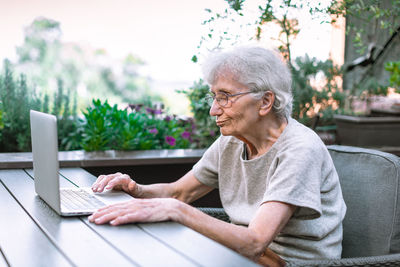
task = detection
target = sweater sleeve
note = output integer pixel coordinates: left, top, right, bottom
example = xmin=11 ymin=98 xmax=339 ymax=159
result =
xmin=262 ymin=143 xmax=325 ymax=219
xmin=192 ymin=137 xmax=221 ymax=188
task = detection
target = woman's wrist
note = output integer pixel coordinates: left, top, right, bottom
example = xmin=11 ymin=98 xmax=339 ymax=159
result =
xmin=167 ymin=198 xmax=187 ymax=223
xmin=131 ymin=183 xmax=143 ymax=197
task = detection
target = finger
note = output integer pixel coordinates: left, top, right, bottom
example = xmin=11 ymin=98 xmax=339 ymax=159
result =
xmin=96 ymin=199 xmax=135 ymax=213
xmin=88 ymin=207 xmax=111 ymax=222
xmin=111 ymin=199 xmax=174 ymax=225
xmin=92 ymin=210 xmax=122 ymax=225
xmin=92 ymin=175 xmax=107 ymax=192
xmin=89 ymin=203 xmax=122 ymax=220
xmin=95 ymin=173 xmax=122 ymax=192
xmin=105 ymin=175 xmax=130 ymax=191
xmin=110 ymin=211 xmax=145 ymax=225
xmin=92 ymin=174 xmax=117 ymax=192
xmin=89 ymin=199 xmax=137 ymax=223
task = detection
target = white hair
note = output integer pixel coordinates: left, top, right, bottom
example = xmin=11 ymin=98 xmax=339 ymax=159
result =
xmin=202 ymin=46 xmax=293 ymax=119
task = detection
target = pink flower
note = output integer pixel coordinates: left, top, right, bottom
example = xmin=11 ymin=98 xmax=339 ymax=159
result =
xmin=145 ymin=107 xmax=162 ymax=115
xmin=181 ymin=131 xmax=190 ymax=139
xmin=165 ymin=136 xmax=176 ymax=146
xmin=146 ymin=108 xmax=155 ymax=115
xmin=149 ymin=128 xmax=158 ymax=134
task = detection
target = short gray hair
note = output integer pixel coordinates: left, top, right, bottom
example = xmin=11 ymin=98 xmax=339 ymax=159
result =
xmin=202 ymin=46 xmax=293 ymax=119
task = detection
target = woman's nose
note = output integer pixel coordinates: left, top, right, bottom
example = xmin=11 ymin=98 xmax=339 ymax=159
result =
xmin=209 ymin=100 xmax=222 ymax=116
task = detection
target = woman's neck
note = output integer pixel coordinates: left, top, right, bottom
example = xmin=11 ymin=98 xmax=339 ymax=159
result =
xmin=239 ymin=116 xmax=288 ymax=160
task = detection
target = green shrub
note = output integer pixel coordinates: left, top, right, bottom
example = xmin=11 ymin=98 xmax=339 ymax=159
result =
xmin=0 ymin=106 xmax=3 ymax=143
xmin=291 ymin=56 xmax=345 ymax=126
xmin=80 ymin=99 xmax=195 ymax=151
xmin=0 ymin=60 xmax=40 ymax=151
xmin=385 ymin=61 xmax=400 ymax=91
xmin=177 ymin=79 xmax=219 ymax=148
xmin=0 ymin=60 xmax=79 ymax=152
xmin=53 ymin=79 xmax=82 ymax=151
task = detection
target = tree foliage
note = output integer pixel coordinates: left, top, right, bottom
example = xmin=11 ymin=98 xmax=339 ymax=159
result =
xmin=12 ymin=17 xmax=159 ymax=108
xmin=193 ymin=0 xmax=344 ymax=125
xmin=328 ymin=0 xmax=400 ymax=55
xmin=291 ymin=56 xmax=345 ymax=125
xmin=0 ymin=61 xmax=79 ymax=152
xmin=192 ymin=0 xmax=399 ymax=124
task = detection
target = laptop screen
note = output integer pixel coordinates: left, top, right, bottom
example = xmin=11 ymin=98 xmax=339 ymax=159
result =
xmin=30 ymin=110 xmax=61 ymax=213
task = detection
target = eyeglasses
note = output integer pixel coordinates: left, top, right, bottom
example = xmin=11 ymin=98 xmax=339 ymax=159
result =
xmin=205 ymin=91 xmax=253 ymax=107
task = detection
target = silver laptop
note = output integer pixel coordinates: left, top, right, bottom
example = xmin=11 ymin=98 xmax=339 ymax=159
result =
xmin=30 ymin=110 xmax=132 ymax=216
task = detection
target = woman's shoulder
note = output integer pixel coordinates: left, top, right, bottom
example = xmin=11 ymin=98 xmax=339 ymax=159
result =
xmin=219 ymin=135 xmax=242 ymax=145
xmin=215 ymin=135 xmax=243 ymax=150
xmin=278 ymin=118 xmax=326 ymax=153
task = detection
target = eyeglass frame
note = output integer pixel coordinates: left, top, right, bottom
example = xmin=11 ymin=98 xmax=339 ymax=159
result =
xmin=205 ymin=90 xmax=254 ymax=107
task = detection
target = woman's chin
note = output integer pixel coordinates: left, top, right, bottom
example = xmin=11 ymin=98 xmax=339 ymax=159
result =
xmin=219 ymin=126 xmax=232 ymax=136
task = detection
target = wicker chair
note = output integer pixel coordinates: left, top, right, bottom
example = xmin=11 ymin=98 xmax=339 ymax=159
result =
xmin=199 ymin=145 xmax=400 ymax=266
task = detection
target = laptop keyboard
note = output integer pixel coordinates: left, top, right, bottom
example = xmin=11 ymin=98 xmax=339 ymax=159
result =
xmin=60 ymin=188 xmax=106 ymax=211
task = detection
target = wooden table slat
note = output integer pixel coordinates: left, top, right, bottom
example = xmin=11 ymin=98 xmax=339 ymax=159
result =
xmin=25 ymin=169 xmax=77 ymax=188
xmin=0 ymin=179 xmax=71 ymax=267
xmin=0 ymin=169 xmax=137 ymax=267
xmin=140 ymin=222 xmax=260 ymax=267
xmin=58 ymin=167 xmax=98 ymax=187
xmin=81 ymin=218 xmax=198 ymax=266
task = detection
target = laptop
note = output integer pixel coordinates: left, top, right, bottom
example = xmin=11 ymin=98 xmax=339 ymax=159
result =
xmin=30 ymin=110 xmax=133 ymax=216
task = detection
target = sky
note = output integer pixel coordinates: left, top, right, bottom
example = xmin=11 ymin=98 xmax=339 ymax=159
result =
xmin=0 ymin=0 xmax=228 ymax=82
xmin=0 ymin=0 xmax=334 ymax=113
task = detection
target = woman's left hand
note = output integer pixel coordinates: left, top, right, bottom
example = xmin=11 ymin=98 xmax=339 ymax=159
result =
xmin=88 ymin=198 xmax=180 ymax=226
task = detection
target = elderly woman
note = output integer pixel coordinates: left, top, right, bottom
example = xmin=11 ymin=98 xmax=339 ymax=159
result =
xmin=89 ymin=46 xmax=346 ymax=266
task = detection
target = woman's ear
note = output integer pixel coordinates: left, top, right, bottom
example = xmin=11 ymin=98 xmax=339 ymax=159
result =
xmin=259 ymin=91 xmax=274 ymax=116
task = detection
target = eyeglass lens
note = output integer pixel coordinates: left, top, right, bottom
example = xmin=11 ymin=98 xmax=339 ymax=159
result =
xmin=206 ymin=93 xmax=228 ymax=107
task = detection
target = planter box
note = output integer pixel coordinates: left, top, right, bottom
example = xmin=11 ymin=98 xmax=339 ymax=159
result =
xmin=334 ymin=115 xmax=400 ymax=148
xmin=0 ymin=149 xmax=206 ymax=169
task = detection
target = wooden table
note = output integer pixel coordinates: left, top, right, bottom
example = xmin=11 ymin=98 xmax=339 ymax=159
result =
xmin=0 ymin=168 xmax=258 ymax=267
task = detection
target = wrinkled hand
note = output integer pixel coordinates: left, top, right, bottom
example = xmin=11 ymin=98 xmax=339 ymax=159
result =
xmin=91 ymin=172 xmax=139 ymax=196
xmin=88 ymin=198 xmax=180 ymax=225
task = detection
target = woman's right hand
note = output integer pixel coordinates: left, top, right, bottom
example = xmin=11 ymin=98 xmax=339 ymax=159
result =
xmin=91 ymin=172 xmax=140 ymax=197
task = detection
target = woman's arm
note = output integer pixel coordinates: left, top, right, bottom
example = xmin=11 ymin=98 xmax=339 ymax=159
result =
xmin=168 ymin=170 xmax=214 ymax=203
xmin=89 ymin=196 xmax=295 ymax=265
xmin=91 ymin=170 xmax=214 ymax=204
xmin=175 ymin=200 xmax=295 ymax=264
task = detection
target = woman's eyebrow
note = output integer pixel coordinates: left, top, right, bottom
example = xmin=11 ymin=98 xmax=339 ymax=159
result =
xmin=215 ymin=88 xmax=231 ymax=94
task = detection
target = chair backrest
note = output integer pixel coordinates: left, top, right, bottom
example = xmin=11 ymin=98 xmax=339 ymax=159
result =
xmin=328 ymin=145 xmax=400 ymax=258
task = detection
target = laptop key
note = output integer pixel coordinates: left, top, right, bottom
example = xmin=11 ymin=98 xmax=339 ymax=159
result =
xmin=61 ymin=188 xmax=106 ymax=211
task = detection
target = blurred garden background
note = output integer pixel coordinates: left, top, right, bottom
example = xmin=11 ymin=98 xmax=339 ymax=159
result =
xmin=0 ymin=0 xmax=399 ymax=152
